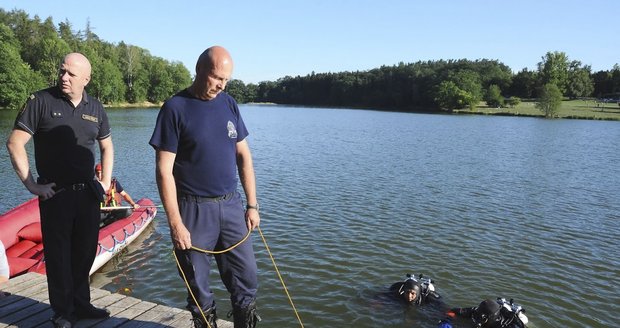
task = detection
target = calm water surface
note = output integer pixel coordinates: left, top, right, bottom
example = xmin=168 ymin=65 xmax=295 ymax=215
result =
xmin=1 ymin=105 xmax=619 ymax=327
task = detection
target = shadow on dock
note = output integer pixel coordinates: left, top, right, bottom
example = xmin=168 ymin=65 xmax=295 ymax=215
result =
xmin=0 ymin=272 xmax=232 ymax=328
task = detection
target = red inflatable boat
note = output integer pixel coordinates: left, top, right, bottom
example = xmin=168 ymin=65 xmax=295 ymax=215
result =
xmin=0 ymin=197 xmax=157 ymax=278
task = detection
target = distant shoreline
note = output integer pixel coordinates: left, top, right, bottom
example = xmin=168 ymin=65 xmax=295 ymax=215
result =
xmin=104 ymin=101 xmax=277 ymax=109
xmin=104 ymin=101 xmax=161 ymax=109
xmin=102 ymin=100 xmax=620 ymax=121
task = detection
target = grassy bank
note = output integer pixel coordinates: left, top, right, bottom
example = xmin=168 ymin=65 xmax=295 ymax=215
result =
xmin=454 ymin=99 xmax=620 ymax=121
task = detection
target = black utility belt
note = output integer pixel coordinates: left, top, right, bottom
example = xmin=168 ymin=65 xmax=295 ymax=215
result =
xmin=179 ymin=192 xmax=235 ymax=203
xmin=38 ymin=177 xmax=105 ymax=202
xmin=55 ymin=183 xmax=88 ymax=192
xmin=38 ymin=177 xmax=89 ymax=192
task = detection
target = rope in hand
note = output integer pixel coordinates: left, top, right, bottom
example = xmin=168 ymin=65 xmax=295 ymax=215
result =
xmin=172 ymin=225 xmax=305 ymax=328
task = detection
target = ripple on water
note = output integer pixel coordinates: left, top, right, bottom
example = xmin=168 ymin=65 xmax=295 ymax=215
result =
xmin=13 ymin=107 xmax=613 ymax=328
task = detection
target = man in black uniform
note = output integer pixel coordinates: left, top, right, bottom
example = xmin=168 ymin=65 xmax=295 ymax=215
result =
xmin=6 ymin=52 xmax=114 ymax=328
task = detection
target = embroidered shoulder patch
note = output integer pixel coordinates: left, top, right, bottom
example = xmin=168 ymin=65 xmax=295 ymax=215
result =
xmin=227 ymin=121 xmax=238 ymax=138
xmin=17 ymin=94 xmax=36 ymax=116
xmin=82 ymin=114 xmax=98 ymax=123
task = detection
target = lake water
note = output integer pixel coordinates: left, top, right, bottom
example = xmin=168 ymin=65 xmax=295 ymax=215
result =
xmin=1 ymin=105 xmax=619 ymax=327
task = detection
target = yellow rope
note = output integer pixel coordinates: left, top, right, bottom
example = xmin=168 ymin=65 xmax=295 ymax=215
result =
xmin=172 ymin=250 xmax=213 ymax=328
xmin=172 ymin=225 xmax=305 ymax=328
xmin=257 ymin=226 xmax=305 ymax=328
xmin=190 ymin=228 xmax=252 ymax=254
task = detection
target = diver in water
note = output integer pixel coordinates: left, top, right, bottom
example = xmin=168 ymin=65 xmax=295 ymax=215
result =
xmin=445 ymin=298 xmax=528 ymax=328
xmin=388 ymin=273 xmax=448 ymax=326
xmin=390 ymin=273 xmax=443 ymax=306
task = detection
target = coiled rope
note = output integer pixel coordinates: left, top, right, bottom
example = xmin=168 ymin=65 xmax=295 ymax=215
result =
xmin=172 ymin=226 xmax=304 ymax=328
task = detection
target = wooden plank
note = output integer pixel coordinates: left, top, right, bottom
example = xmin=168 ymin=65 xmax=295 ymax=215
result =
xmin=91 ymin=297 xmax=146 ymax=328
xmin=0 ymin=301 xmax=48 ymax=327
xmin=1 ymin=273 xmax=45 ymax=295
xmin=3 ymin=307 xmax=54 ymax=328
xmin=0 ymin=294 xmax=23 ymax=309
xmin=74 ymin=293 xmax=138 ymax=328
xmin=89 ymin=287 xmax=113 ymax=300
xmin=121 ymin=304 xmax=185 ymax=327
xmin=28 ymin=289 xmax=50 ymax=303
xmin=13 ymin=284 xmax=47 ymax=300
xmin=0 ymin=273 xmax=234 ymax=328
xmin=0 ymin=297 xmax=39 ymax=319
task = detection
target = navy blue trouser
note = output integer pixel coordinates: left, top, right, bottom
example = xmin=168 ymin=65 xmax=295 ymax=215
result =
xmin=175 ymin=191 xmax=258 ymax=313
xmin=39 ymin=186 xmax=100 ymax=317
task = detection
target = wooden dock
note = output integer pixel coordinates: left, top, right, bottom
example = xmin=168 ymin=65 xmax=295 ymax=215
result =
xmin=0 ymin=273 xmax=232 ymax=328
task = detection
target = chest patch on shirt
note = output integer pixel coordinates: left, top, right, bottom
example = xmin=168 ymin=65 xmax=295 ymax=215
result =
xmin=227 ymin=121 xmax=238 ymax=138
xmin=82 ymin=114 xmax=98 ymax=123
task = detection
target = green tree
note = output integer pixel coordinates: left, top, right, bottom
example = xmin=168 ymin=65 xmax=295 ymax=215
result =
xmin=509 ymin=68 xmax=538 ymax=99
xmin=145 ymin=57 xmax=174 ymax=103
xmin=89 ymin=58 xmax=126 ymax=104
xmin=538 ymin=51 xmax=569 ymax=95
xmin=0 ymin=23 xmax=46 ymax=109
xmin=506 ymin=96 xmax=521 ymax=108
xmin=168 ymin=61 xmax=191 ymax=94
xmin=536 ymin=83 xmax=563 ymax=118
xmin=484 ymin=84 xmax=504 ymax=108
xmin=245 ymin=83 xmax=258 ymax=103
xmin=474 ymin=59 xmax=513 ymax=91
xmin=256 ymin=80 xmax=277 ymax=102
xmin=29 ymin=17 xmax=70 ymax=86
xmin=566 ymin=63 xmax=594 ymax=99
xmin=611 ymin=64 xmax=620 ymax=94
xmin=226 ymin=79 xmax=249 ymax=103
xmin=5 ymin=10 xmax=41 ymax=67
xmin=0 ymin=10 xmax=197 ymax=105
xmin=58 ymin=19 xmax=81 ymax=49
xmin=434 ymin=81 xmax=475 ymax=110
xmin=117 ymin=43 xmax=142 ymax=91
xmin=127 ymin=65 xmax=149 ymax=103
xmin=591 ymin=70 xmax=612 ymax=97
xmin=446 ymin=70 xmax=482 ymax=109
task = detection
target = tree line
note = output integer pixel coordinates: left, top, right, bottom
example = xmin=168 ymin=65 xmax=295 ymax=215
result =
xmin=1 ymin=9 xmax=620 ymax=117
xmin=231 ymin=54 xmax=620 ymax=116
xmin=0 ymin=9 xmax=191 ymax=110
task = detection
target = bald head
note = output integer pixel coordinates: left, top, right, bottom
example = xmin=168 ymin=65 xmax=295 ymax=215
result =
xmin=190 ymin=46 xmax=234 ymax=100
xmin=59 ymin=52 xmax=92 ymax=104
xmin=196 ymin=46 xmax=233 ymax=73
xmin=63 ymin=53 xmax=92 ymax=78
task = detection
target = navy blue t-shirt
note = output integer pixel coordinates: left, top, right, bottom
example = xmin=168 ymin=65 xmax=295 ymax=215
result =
xmin=14 ymin=87 xmax=111 ymax=184
xmin=149 ymin=90 xmax=248 ymax=197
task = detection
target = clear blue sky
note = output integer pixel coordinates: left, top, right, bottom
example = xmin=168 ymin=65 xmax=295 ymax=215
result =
xmin=2 ymin=0 xmax=619 ymax=84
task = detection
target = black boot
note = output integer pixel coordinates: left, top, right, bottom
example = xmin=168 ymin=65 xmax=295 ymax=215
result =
xmin=191 ymin=306 xmax=217 ymax=328
xmin=232 ymin=301 xmax=261 ymax=328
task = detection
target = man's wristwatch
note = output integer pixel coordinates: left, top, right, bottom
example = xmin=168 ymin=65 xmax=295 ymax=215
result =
xmin=246 ymin=204 xmax=259 ymax=212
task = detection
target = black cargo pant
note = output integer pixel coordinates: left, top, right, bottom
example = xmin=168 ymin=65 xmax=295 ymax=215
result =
xmin=39 ymin=182 xmax=100 ymax=318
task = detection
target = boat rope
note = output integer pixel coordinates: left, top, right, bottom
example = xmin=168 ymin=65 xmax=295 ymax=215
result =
xmin=97 ymin=217 xmax=149 ymax=255
xmin=172 ymin=226 xmax=304 ymax=328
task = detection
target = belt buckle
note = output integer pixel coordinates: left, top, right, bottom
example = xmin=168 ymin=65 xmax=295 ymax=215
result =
xmin=72 ymin=183 xmax=86 ymax=191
